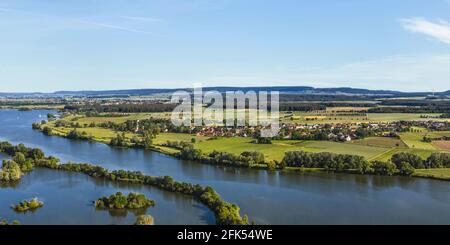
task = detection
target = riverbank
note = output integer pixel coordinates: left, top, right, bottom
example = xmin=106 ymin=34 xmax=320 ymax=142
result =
xmin=0 ymin=141 xmax=249 ymax=225
xmin=34 ymin=123 xmax=450 ymax=182
xmin=2 ymin=109 xmax=450 ymax=225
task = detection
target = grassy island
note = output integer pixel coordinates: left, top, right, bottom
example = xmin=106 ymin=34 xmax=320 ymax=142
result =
xmin=95 ymin=192 xmax=155 ymax=209
xmin=12 ymin=198 xmax=44 ymax=212
xmin=0 ymin=141 xmax=250 ymax=225
xmin=0 ymin=219 xmax=20 ymax=225
xmin=135 ymin=215 xmax=154 ymax=225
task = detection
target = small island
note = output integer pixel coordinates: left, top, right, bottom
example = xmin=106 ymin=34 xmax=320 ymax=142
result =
xmin=135 ymin=215 xmax=154 ymax=225
xmin=12 ymin=198 xmax=44 ymax=212
xmin=0 ymin=219 xmax=20 ymax=225
xmin=95 ymin=192 xmax=155 ymax=209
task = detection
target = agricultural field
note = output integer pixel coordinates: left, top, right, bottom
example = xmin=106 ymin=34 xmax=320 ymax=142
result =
xmin=349 ymin=137 xmax=407 ymax=148
xmin=75 ymin=112 xmax=171 ymax=125
xmin=45 ymin=113 xmax=450 ymax=163
xmin=153 ymin=133 xmax=210 ymax=145
xmin=49 ymin=126 xmax=140 ymax=144
xmin=433 ymin=141 xmax=450 ymax=151
xmin=280 ymin=111 xmax=448 ymax=124
xmin=398 ymin=132 xmax=438 ymax=150
xmin=195 ymin=137 xmax=389 ymax=161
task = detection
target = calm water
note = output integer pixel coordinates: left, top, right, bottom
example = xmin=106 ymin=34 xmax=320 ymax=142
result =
xmin=0 ymin=109 xmax=449 ymax=224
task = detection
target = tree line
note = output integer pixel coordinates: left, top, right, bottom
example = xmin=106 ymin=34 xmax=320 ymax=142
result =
xmin=282 ymin=151 xmax=450 ymax=176
xmin=0 ymin=141 xmax=249 ymax=225
xmin=64 ymin=103 xmax=178 ymax=113
xmin=178 ymin=144 xmax=265 ymax=168
xmin=174 ymin=141 xmax=450 ymax=177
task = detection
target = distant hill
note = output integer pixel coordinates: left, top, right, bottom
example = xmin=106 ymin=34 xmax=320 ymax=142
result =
xmin=1 ymin=86 xmax=447 ymax=98
xmin=53 ymin=86 xmax=405 ymax=97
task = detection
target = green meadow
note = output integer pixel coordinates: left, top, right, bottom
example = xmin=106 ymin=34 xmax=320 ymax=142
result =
xmin=45 ymin=114 xmax=450 ymax=164
xmin=413 ymin=168 xmax=450 ymax=181
xmin=399 ymin=132 xmax=438 ymax=150
xmin=194 ymin=137 xmax=389 ymax=161
xmin=280 ymin=111 xmax=448 ymax=124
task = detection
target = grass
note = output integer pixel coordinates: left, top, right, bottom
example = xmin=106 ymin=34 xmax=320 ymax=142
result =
xmin=413 ymin=168 xmax=450 ymax=181
xmin=349 ymin=137 xmax=407 ymax=148
xmin=399 ymin=132 xmax=437 ymax=150
xmin=195 ymin=137 xmax=389 ymax=161
xmin=371 ymin=148 xmax=437 ymax=162
xmin=76 ymin=112 xmax=171 ymax=125
xmin=46 ymin=113 xmax=450 ymax=164
xmin=153 ymin=133 xmax=210 ymax=145
xmin=47 ymin=123 xmax=139 ymax=144
xmin=433 ymin=141 xmax=450 ymax=151
xmin=429 ymin=131 xmax=450 ymax=138
xmin=280 ymin=112 xmax=448 ymax=124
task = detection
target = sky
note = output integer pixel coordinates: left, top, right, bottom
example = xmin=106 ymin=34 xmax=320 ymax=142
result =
xmin=1 ymin=0 xmax=450 ymax=92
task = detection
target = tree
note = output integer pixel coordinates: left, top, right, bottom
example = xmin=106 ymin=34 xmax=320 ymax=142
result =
xmin=47 ymin=113 xmax=56 ymax=120
xmin=110 ymin=132 xmax=127 ymax=147
xmin=391 ymin=152 xmax=424 ymax=169
xmin=12 ymin=198 xmax=44 ymax=212
xmin=266 ymin=161 xmax=277 ymax=171
xmin=397 ymin=162 xmax=415 ymax=176
xmin=355 ymin=159 xmax=373 ymax=174
xmin=95 ymin=192 xmax=155 ymax=209
xmin=135 ymin=215 xmax=154 ymax=225
xmin=0 ymin=160 xmax=23 ymax=182
xmin=13 ymin=152 xmax=26 ymax=165
xmin=13 ymin=152 xmax=33 ymax=172
xmin=371 ymin=161 xmax=397 ymax=176
xmin=42 ymin=127 xmax=53 ymax=136
xmin=426 ymin=153 xmax=450 ymax=168
xmin=142 ymin=130 xmax=155 ymax=149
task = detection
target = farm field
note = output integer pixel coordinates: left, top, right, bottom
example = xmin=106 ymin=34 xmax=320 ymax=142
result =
xmin=153 ymin=133 xmax=210 ymax=145
xmin=194 ymin=137 xmax=389 ymax=161
xmin=433 ymin=141 xmax=450 ymax=151
xmin=399 ymin=132 xmax=437 ymax=150
xmin=75 ymin=112 xmax=171 ymax=125
xmin=349 ymin=137 xmax=407 ymax=148
xmin=49 ymin=126 xmax=140 ymax=144
xmin=280 ymin=111 xmax=448 ymax=124
xmin=45 ymin=114 xmax=450 ymax=163
xmin=64 ymin=111 xmax=450 ymax=127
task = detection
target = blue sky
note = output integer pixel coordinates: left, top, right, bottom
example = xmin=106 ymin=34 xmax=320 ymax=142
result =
xmin=1 ymin=0 xmax=450 ymax=92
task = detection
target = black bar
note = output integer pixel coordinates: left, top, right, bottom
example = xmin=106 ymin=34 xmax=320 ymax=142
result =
xmin=1 ymin=225 xmax=449 ymax=243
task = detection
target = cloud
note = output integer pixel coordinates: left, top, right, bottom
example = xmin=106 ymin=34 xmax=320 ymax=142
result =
xmin=205 ymin=54 xmax=450 ymax=92
xmin=400 ymin=17 xmax=450 ymax=44
xmin=121 ymin=16 xmax=163 ymax=23
xmin=79 ymin=20 xmax=155 ymax=34
xmin=0 ymin=7 xmax=157 ymax=35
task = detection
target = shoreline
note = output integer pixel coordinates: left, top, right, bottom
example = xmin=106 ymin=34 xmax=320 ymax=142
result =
xmin=34 ymin=124 xmax=450 ymax=182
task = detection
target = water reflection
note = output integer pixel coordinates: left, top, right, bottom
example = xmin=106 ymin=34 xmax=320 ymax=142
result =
xmin=0 ymin=109 xmax=449 ymax=224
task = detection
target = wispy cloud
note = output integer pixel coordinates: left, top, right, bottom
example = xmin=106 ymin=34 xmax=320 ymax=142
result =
xmin=0 ymin=7 xmax=159 ymax=35
xmin=400 ymin=17 xmax=450 ymax=44
xmin=79 ymin=20 xmax=155 ymax=34
xmin=206 ymin=54 xmax=450 ymax=92
xmin=121 ymin=16 xmax=163 ymax=23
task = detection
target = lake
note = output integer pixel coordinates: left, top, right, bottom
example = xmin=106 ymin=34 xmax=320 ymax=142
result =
xmin=1 ymin=109 xmax=449 ymax=224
